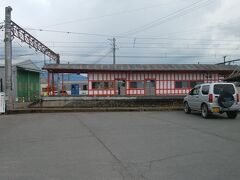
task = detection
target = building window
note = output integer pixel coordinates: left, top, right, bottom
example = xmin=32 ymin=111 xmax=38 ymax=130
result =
xmin=175 ymin=81 xmax=188 ymax=88
xmin=175 ymin=81 xmax=203 ymax=89
xmin=83 ymin=85 xmax=87 ymax=90
xmin=129 ymin=81 xmax=144 ymax=89
xmin=205 ymin=74 xmax=212 ymax=79
xmin=92 ymin=82 xmax=114 ymax=90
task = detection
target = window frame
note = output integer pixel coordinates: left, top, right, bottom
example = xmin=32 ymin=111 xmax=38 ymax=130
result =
xmin=189 ymin=86 xmax=200 ymax=96
xmin=201 ymin=85 xmax=210 ymax=95
xmin=193 ymin=86 xmax=200 ymax=95
xmin=175 ymin=81 xmax=203 ymax=89
xmin=213 ymin=84 xmax=235 ymax=95
xmin=128 ymin=81 xmax=145 ymax=89
xmin=175 ymin=81 xmax=190 ymax=89
xmin=91 ymin=81 xmax=114 ymax=90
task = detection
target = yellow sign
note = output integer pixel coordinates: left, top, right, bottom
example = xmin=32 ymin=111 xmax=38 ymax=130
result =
xmin=211 ymin=107 xmax=220 ymax=113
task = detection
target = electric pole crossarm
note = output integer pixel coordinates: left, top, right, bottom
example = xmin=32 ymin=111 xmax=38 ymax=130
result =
xmin=216 ymin=59 xmax=240 ymax=65
xmin=10 ymin=21 xmax=60 ymax=64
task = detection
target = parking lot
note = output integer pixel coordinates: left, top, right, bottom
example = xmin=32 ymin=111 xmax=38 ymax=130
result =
xmin=0 ymin=111 xmax=240 ymax=180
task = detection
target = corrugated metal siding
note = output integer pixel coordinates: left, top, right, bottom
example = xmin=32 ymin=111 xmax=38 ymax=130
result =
xmin=17 ymin=69 xmax=40 ymax=101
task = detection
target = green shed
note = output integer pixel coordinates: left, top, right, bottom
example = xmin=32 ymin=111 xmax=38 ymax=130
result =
xmin=15 ymin=60 xmax=41 ymax=102
xmin=17 ymin=69 xmax=40 ymax=101
xmin=0 ymin=59 xmax=41 ymax=102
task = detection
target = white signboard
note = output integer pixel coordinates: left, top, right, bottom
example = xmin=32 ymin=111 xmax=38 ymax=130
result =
xmin=0 ymin=92 xmax=5 ymax=114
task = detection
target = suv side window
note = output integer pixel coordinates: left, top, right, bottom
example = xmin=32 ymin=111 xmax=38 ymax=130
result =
xmin=202 ymin=85 xmax=210 ymax=95
xmin=192 ymin=87 xmax=200 ymax=95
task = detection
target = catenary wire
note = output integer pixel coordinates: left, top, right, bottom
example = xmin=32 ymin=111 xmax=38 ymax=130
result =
xmin=23 ymin=28 xmax=240 ymax=42
xmin=38 ymin=2 xmax=175 ymax=28
xmin=121 ymin=0 xmax=213 ymax=36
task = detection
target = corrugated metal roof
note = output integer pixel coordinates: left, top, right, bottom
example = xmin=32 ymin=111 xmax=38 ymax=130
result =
xmin=0 ymin=59 xmax=41 ymax=72
xmin=16 ymin=60 xmax=41 ymax=72
xmin=43 ymin=64 xmax=237 ymax=72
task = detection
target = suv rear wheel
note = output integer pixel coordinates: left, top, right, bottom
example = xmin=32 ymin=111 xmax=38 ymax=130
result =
xmin=226 ymin=111 xmax=238 ymax=119
xmin=201 ymin=104 xmax=210 ymax=119
xmin=184 ymin=102 xmax=191 ymax=114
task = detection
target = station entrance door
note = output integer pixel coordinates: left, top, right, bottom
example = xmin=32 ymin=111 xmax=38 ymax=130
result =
xmin=116 ymin=80 xmax=126 ymax=96
xmin=145 ymin=80 xmax=155 ymax=96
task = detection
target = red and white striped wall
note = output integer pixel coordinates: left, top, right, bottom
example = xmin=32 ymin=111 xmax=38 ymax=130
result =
xmin=88 ymin=71 xmax=221 ymax=96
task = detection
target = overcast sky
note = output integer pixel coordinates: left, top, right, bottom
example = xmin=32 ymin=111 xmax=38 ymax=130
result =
xmin=1 ymin=0 xmax=240 ymax=66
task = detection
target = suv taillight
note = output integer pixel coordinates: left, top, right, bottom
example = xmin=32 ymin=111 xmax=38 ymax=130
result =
xmin=209 ymin=94 xmax=213 ymax=103
xmin=237 ymin=94 xmax=239 ymax=103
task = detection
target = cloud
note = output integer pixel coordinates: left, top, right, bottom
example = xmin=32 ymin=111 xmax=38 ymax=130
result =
xmin=198 ymin=0 xmax=240 ymax=61
xmin=26 ymin=0 xmax=51 ymax=6
xmin=204 ymin=0 xmax=240 ymax=37
xmin=0 ymin=0 xmax=240 ymax=65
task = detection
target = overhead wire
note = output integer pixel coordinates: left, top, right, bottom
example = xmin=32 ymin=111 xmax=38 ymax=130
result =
xmin=25 ymin=28 xmax=116 ymax=38
xmin=24 ymin=2 xmax=176 ymax=63
xmin=121 ymin=0 xmax=213 ymax=36
xmin=38 ymin=41 xmax=240 ymax=46
xmin=8 ymin=35 xmax=240 ymax=47
xmin=7 ymin=45 xmax=240 ymax=51
xmin=20 ymin=1 xmax=215 ymax=41
xmin=6 ymin=36 xmax=240 ymax=63
xmin=130 ymin=37 xmax=240 ymax=42
xmin=58 ymin=53 xmax=233 ymax=59
xmin=93 ymin=49 xmax=113 ymax=64
xmin=43 ymin=41 xmax=108 ymax=44
xmin=38 ymin=2 xmax=174 ymax=28
xmin=0 ymin=53 xmax=42 ymax=59
xmin=23 ymin=27 xmax=240 ymax=42
xmin=25 ymin=0 xmax=214 ymax=38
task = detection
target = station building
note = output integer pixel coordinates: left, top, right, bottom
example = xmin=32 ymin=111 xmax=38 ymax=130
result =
xmin=43 ymin=64 xmax=236 ymax=96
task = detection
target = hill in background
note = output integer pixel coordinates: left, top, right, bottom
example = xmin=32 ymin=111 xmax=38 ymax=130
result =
xmin=40 ymin=71 xmax=87 ymax=83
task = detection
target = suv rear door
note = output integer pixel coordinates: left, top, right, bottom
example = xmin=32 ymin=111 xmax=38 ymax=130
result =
xmin=213 ymin=83 xmax=236 ymax=107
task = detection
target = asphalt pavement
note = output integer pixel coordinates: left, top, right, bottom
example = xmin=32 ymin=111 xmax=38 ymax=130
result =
xmin=0 ymin=111 xmax=240 ymax=180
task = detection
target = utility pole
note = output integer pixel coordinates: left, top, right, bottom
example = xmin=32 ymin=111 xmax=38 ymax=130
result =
xmin=57 ymin=73 xmax=61 ymax=96
xmin=223 ymin=56 xmax=227 ymax=65
xmin=113 ymin=38 xmax=116 ymax=64
xmin=108 ymin=37 xmax=116 ymax=64
xmin=4 ymin=6 xmax=13 ymax=110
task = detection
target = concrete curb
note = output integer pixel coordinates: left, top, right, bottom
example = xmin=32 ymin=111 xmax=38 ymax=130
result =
xmin=7 ymin=106 xmax=183 ymax=114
